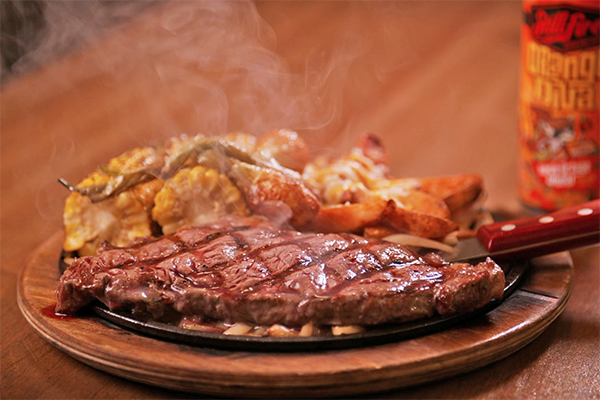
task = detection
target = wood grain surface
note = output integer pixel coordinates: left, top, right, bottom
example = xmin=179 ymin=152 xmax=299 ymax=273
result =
xmin=2 ymin=1 xmax=599 ymax=399
xmin=18 ymin=232 xmax=572 ymax=398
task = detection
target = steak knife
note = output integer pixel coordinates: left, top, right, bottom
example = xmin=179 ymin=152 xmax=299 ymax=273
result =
xmin=444 ymin=199 xmax=600 ymax=262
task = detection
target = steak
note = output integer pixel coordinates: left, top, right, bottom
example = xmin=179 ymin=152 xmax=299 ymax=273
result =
xmin=56 ymin=215 xmax=505 ymax=327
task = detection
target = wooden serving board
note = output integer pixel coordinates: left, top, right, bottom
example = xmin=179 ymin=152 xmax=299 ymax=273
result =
xmin=18 ymin=232 xmax=573 ymax=398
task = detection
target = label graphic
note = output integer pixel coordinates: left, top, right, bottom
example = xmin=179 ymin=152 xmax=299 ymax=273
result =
xmin=528 ymin=5 xmax=599 ymax=50
xmin=518 ymin=0 xmax=599 ymax=211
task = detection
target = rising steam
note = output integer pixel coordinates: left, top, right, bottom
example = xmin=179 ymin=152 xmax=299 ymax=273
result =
xmin=2 ymin=1 xmax=412 ymax=145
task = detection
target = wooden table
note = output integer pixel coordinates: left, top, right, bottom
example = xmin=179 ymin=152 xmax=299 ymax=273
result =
xmin=2 ymin=1 xmax=598 ymax=398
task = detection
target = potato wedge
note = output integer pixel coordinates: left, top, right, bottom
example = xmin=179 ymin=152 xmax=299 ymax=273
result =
xmin=363 ymin=225 xmax=398 ymax=239
xmin=228 ymin=160 xmax=321 ymax=230
xmin=255 ymin=129 xmax=310 ymax=173
xmin=370 ymin=181 xmax=451 ymax=219
xmin=311 ymin=198 xmax=393 ymax=233
xmin=418 ymin=173 xmax=484 ymax=213
xmin=356 ymin=131 xmax=391 ymax=169
xmin=313 ymin=198 xmax=456 ymax=239
xmin=384 ymin=202 xmax=458 ymax=239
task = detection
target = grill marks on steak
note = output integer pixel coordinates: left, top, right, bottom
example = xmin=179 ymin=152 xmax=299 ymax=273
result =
xmin=56 ymin=215 xmax=505 ymax=327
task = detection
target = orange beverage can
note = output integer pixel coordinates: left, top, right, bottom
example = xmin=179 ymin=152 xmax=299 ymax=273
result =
xmin=518 ymin=0 xmax=600 ymax=211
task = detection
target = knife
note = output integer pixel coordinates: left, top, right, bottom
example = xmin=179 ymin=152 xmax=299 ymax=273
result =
xmin=443 ymin=199 xmax=600 ymax=262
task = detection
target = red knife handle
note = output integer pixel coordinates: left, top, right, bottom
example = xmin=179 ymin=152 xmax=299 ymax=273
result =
xmin=476 ymin=199 xmax=600 ymax=259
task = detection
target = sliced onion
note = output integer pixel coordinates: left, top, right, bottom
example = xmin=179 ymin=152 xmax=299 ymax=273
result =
xmin=267 ymin=324 xmax=299 ymax=337
xmin=299 ymin=321 xmax=314 ymax=337
xmin=331 ymin=325 xmax=365 ymax=336
xmin=382 ymin=233 xmax=456 ymax=254
xmin=223 ymin=322 xmax=253 ymax=336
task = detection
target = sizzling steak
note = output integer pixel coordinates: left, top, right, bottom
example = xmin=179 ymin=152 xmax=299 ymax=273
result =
xmin=56 ymin=215 xmax=505 ymax=327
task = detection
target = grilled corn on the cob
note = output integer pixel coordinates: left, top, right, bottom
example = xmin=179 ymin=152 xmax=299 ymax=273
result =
xmin=152 ymin=165 xmax=249 ymax=235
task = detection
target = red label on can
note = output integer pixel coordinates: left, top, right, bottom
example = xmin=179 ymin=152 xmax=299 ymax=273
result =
xmin=518 ymin=0 xmax=600 ymax=211
xmin=529 ymin=5 xmax=599 ymax=50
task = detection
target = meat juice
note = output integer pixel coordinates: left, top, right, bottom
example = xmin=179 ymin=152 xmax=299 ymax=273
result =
xmin=41 ymin=304 xmax=74 ymax=321
xmin=518 ymin=0 xmax=600 ymax=211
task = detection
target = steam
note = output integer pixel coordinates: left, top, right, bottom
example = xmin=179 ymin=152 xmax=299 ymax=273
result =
xmin=1 ymin=1 xmax=158 ymax=78
xmin=124 ymin=0 xmax=369 ymax=141
xmin=2 ymin=1 xmax=412 ymax=145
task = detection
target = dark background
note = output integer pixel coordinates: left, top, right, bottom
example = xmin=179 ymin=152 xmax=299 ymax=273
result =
xmin=1 ymin=1 xmax=158 ymax=82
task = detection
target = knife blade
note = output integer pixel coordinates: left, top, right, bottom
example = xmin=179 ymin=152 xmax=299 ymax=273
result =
xmin=443 ymin=199 xmax=600 ymax=262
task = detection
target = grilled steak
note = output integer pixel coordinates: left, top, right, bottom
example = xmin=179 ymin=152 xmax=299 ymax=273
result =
xmin=56 ymin=215 xmax=505 ymax=327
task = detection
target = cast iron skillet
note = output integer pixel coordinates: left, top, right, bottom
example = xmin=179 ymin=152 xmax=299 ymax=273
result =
xmin=74 ymin=258 xmax=527 ymax=352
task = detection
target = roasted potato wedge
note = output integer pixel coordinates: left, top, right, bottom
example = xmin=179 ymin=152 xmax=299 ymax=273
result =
xmin=228 ymin=160 xmax=321 ymax=230
xmin=312 ymin=198 xmax=393 ymax=233
xmin=370 ymin=181 xmax=451 ymax=219
xmin=363 ymin=224 xmax=398 ymax=239
xmin=313 ymin=197 xmax=456 ymax=239
xmin=418 ymin=173 xmax=484 ymax=213
xmin=255 ymin=129 xmax=310 ymax=173
xmin=384 ymin=202 xmax=458 ymax=239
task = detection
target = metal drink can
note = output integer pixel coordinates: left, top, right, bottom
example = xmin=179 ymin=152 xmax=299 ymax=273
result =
xmin=517 ymin=0 xmax=600 ymax=211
